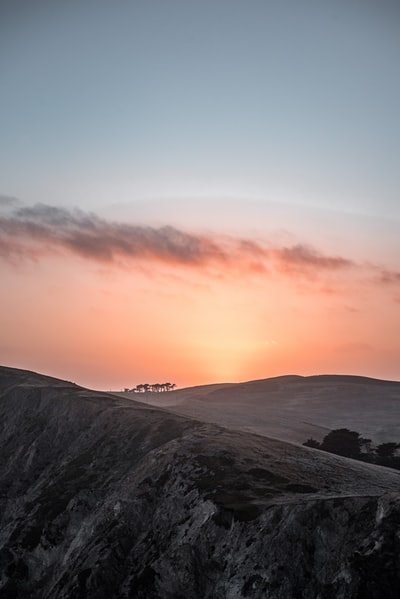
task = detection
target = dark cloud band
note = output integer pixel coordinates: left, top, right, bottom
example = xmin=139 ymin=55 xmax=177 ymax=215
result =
xmin=0 ymin=202 xmax=354 ymax=276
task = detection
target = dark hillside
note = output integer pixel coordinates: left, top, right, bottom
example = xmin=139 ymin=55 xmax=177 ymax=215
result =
xmin=0 ymin=366 xmax=399 ymax=598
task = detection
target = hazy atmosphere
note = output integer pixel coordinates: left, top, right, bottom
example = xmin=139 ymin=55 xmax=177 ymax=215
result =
xmin=1 ymin=0 xmax=399 ymax=389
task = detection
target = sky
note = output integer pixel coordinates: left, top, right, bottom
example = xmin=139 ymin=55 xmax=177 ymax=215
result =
xmin=1 ymin=0 xmax=399 ymax=389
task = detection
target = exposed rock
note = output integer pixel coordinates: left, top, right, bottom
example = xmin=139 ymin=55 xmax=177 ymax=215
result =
xmin=0 ymin=366 xmax=399 ymax=598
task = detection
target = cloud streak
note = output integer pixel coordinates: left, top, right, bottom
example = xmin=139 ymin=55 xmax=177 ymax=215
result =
xmin=380 ymin=270 xmax=400 ymax=285
xmin=0 ymin=202 xmax=356 ymax=277
xmin=0 ymin=204 xmax=228 ymax=266
xmin=0 ymin=195 xmax=20 ymax=208
xmin=273 ymin=244 xmax=353 ymax=273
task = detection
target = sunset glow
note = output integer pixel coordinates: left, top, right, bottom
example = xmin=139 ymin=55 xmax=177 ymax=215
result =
xmin=1 ymin=2 xmax=399 ymax=389
xmin=1 ymin=201 xmax=399 ymax=389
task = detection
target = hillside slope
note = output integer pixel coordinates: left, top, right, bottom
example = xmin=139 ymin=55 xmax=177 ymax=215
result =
xmin=0 ymin=366 xmax=400 ymax=598
xmin=128 ymin=374 xmax=400 ymax=444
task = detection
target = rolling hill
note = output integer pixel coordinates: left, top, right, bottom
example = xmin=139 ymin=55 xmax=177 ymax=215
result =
xmin=127 ymin=374 xmax=400 ymax=444
xmin=0 ymin=366 xmax=399 ymax=598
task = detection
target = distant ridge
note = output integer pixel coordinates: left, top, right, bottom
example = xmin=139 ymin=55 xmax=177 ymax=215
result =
xmin=301 ymin=373 xmax=400 ymax=386
xmin=174 ymin=373 xmax=400 ymax=395
xmin=135 ymin=371 xmax=400 ymax=445
xmin=241 ymin=373 xmax=400 ymax=386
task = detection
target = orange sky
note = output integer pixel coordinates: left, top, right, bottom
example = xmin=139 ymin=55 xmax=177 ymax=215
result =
xmin=1 ymin=200 xmax=399 ymax=389
xmin=1 ymin=3 xmax=400 ymax=390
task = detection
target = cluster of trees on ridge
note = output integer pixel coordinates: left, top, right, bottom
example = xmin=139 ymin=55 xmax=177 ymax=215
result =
xmin=130 ymin=382 xmax=176 ymax=393
xmin=303 ymin=428 xmax=400 ymax=470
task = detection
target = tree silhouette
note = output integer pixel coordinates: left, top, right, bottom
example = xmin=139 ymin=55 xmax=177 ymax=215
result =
xmin=130 ymin=382 xmax=177 ymax=393
xmin=319 ymin=428 xmax=363 ymax=459
xmin=303 ymin=430 xmax=400 ymax=470
xmin=303 ymin=438 xmax=321 ymax=449
xmin=376 ymin=442 xmax=400 ymax=468
xmin=376 ymin=442 xmax=399 ymax=459
xmin=165 ymin=382 xmax=176 ymax=392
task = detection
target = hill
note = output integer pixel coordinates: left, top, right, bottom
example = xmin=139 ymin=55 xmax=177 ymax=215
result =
xmin=126 ymin=374 xmax=400 ymax=444
xmin=0 ymin=366 xmax=399 ymax=598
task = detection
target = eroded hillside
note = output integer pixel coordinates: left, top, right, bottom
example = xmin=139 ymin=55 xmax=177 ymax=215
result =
xmin=0 ymin=366 xmax=399 ymax=598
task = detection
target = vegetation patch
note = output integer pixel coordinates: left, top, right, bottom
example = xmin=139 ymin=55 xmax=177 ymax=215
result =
xmin=247 ymin=468 xmax=288 ymax=484
xmin=304 ymin=428 xmax=400 ymax=470
xmin=284 ymin=483 xmax=317 ymax=494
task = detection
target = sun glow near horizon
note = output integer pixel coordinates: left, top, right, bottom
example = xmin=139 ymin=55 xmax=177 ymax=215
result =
xmin=1 ymin=206 xmax=399 ymax=390
xmin=1 ymin=2 xmax=399 ymax=389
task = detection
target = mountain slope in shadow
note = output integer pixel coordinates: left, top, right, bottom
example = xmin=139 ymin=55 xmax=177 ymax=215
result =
xmin=0 ymin=366 xmax=400 ymax=598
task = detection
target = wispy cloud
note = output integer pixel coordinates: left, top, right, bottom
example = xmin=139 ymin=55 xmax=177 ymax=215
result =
xmin=0 ymin=203 xmax=229 ymax=266
xmin=0 ymin=201 xmax=356 ymax=278
xmin=380 ymin=270 xmax=400 ymax=285
xmin=273 ymin=244 xmax=353 ymax=273
xmin=0 ymin=195 xmax=20 ymax=208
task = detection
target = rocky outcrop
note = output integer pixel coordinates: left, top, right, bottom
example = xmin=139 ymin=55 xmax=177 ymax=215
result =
xmin=0 ymin=366 xmax=399 ymax=598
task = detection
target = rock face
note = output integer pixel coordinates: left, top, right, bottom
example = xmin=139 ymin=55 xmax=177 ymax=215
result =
xmin=0 ymin=366 xmax=399 ymax=598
